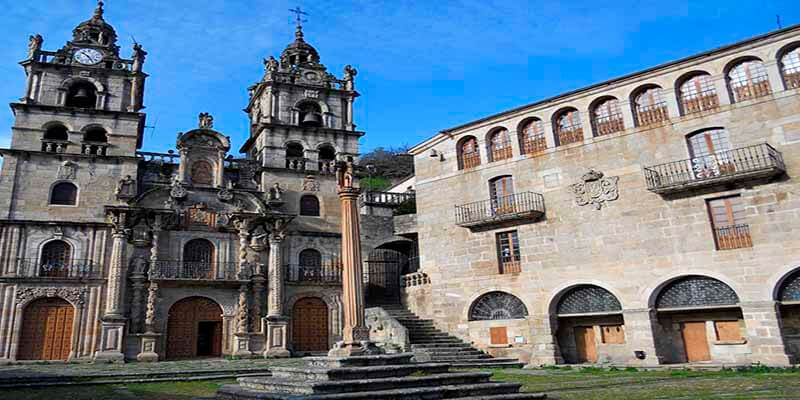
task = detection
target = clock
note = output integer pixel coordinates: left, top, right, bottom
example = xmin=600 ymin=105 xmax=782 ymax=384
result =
xmin=73 ymin=48 xmax=103 ymax=65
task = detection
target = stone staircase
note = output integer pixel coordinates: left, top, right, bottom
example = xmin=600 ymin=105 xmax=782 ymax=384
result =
xmin=216 ymin=353 xmax=545 ymax=399
xmin=379 ymin=304 xmax=525 ymax=369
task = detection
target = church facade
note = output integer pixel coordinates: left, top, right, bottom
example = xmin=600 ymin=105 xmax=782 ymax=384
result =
xmin=406 ymin=25 xmax=800 ymax=366
xmin=0 ymin=2 xmax=373 ymax=362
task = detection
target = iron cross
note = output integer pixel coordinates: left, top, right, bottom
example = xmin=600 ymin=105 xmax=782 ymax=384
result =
xmin=289 ymin=6 xmax=308 ymax=27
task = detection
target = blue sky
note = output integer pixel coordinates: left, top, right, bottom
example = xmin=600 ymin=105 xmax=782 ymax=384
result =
xmin=0 ymin=0 xmax=797 ymax=154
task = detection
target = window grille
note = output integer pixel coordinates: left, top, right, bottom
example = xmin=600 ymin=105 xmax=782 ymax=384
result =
xmin=634 ymin=87 xmax=669 ymax=126
xmin=458 ymin=137 xmax=481 ymax=169
xmin=556 ymin=285 xmax=622 ymax=315
xmin=679 ymin=74 xmax=719 ymax=114
xmin=781 ymin=47 xmax=800 ymax=89
xmin=656 ymin=276 xmax=739 ymax=309
xmin=592 ymin=98 xmax=624 ymax=136
xmin=39 ymin=240 xmax=71 ymax=277
xmin=519 ymin=119 xmax=547 ymax=155
xmin=468 ymin=291 xmax=528 ymax=321
xmin=728 ymin=60 xmax=771 ymax=102
xmin=299 ymin=249 xmax=322 ymax=267
xmin=495 ymin=230 xmax=521 ymax=274
xmin=488 ymin=129 xmax=513 ymax=162
xmin=555 ymin=110 xmax=583 ymax=146
xmin=779 ymin=270 xmax=800 ymax=302
xmin=300 ymin=195 xmax=320 ymax=216
xmin=183 ymin=239 xmax=214 ymax=279
xmin=50 ymin=182 xmax=78 ymax=206
xmin=707 ymin=196 xmax=751 ymax=250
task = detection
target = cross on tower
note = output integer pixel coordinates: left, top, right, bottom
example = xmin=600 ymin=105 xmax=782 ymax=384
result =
xmin=289 ymin=6 xmax=308 ymax=28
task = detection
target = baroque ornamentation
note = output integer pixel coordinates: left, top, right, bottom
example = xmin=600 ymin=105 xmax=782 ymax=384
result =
xmin=115 ymin=175 xmax=137 ymax=199
xmin=57 ymin=161 xmax=78 ymax=180
xmin=15 ymin=286 xmax=87 ymax=307
xmin=302 ymin=175 xmax=319 ymax=192
xmin=198 ymin=112 xmax=214 ymax=129
xmin=169 ymin=176 xmax=187 ymax=200
xmin=570 ymin=169 xmax=619 ymax=210
xmin=185 ymin=203 xmax=216 ymax=227
xmin=217 ymin=188 xmax=234 ymax=202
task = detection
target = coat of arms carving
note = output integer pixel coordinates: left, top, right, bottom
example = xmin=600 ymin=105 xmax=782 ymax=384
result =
xmin=570 ymin=169 xmax=619 ymax=210
xmin=302 ymin=175 xmax=319 ymax=192
xmin=57 ymin=161 xmax=78 ymax=180
xmin=186 ymin=203 xmax=216 ymax=227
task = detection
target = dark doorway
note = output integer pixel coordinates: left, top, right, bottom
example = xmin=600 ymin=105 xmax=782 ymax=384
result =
xmin=365 ymin=249 xmax=401 ymax=305
xmin=197 ymin=321 xmax=222 ymax=357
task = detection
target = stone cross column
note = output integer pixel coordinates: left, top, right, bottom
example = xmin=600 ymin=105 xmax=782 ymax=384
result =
xmin=234 ymin=283 xmax=253 ymax=357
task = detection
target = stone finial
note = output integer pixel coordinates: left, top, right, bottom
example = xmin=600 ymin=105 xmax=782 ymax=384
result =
xmin=198 ymin=112 xmax=214 ymax=129
xmin=132 ymin=43 xmax=147 ymax=72
xmin=343 ymin=65 xmax=357 ymax=90
xmin=27 ymin=34 xmax=43 ymax=59
xmin=94 ymin=1 xmax=105 ymax=20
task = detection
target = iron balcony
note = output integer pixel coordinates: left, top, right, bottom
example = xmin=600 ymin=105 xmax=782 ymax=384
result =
xmin=14 ymin=258 xmax=99 ymax=279
xmin=149 ymin=261 xmax=250 ymax=282
xmin=455 ymin=191 xmax=545 ymax=228
xmin=285 ymin=263 xmax=343 ymax=284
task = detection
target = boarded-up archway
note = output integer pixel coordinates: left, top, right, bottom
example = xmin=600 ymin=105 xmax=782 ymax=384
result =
xmin=166 ymin=297 xmax=223 ymax=360
xmin=18 ymin=298 xmax=74 ymax=360
xmin=292 ymin=297 xmax=329 ymax=353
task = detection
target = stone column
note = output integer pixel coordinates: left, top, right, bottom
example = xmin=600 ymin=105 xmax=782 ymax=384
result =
xmin=741 ymin=301 xmax=793 ymax=366
xmin=234 ymin=284 xmax=252 ymax=357
xmin=137 ymin=225 xmax=161 ymax=362
xmin=621 ymin=308 xmax=662 ymax=366
xmin=237 ymin=222 xmax=250 ymax=277
xmin=178 ymin=148 xmax=188 ymax=182
xmin=264 ymin=233 xmax=290 ymax=358
xmin=94 ymin=222 xmax=127 ymax=362
xmin=129 ymin=272 xmax=146 ymax=333
xmin=251 ymin=272 xmax=265 ymax=333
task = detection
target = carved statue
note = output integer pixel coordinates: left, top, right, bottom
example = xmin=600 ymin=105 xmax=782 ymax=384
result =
xmin=343 ymin=65 xmax=357 ymax=90
xmin=198 ymin=112 xmax=214 ymax=129
xmin=131 ymin=43 xmax=147 ymax=73
xmin=264 ymin=56 xmax=278 ymax=74
xmin=130 ymin=257 xmax=148 ymax=275
xmin=336 ymin=161 xmax=355 ymax=190
xmin=27 ymin=34 xmax=43 ymax=59
xmin=115 ymin=175 xmax=137 ymax=199
xmin=269 ymin=182 xmax=283 ymax=201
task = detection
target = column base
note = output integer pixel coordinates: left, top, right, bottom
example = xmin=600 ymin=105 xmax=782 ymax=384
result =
xmin=328 ymin=340 xmax=384 ymax=358
xmin=94 ymin=319 xmax=126 ymax=363
xmin=136 ymin=332 xmax=161 ymax=362
xmin=233 ymin=333 xmax=253 ymax=358
xmin=263 ymin=316 xmax=291 ymax=358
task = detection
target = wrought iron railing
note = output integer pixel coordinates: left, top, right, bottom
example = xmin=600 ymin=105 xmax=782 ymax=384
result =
xmin=714 ymin=224 xmax=753 ymax=250
xmin=455 ymin=191 xmax=545 ymax=227
xmin=149 ymin=261 xmax=247 ymax=281
xmin=137 ymin=151 xmax=179 ymax=164
xmin=360 ymin=191 xmax=415 ymax=207
xmin=643 ymin=143 xmax=785 ymax=193
xmin=16 ymin=258 xmax=99 ymax=279
xmin=285 ymin=264 xmax=342 ymax=284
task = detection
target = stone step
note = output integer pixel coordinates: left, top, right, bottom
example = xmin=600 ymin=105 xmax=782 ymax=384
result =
xmin=423 ymin=349 xmax=486 ymax=356
xmin=428 ymin=354 xmax=493 ymax=361
xmin=269 ymin=363 xmax=451 ymax=381
xmin=304 ymin=353 xmax=415 ymax=368
xmin=412 ymin=343 xmax=475 ymax=349
xmin=411 ymin=339 xmax=467 ymax=345
xmin=450 ymin=393 xmax=547 ymax=400
xmin=217 ymin=381 xmax=526 ymax=400
xmin=410 ymin=335 xmax=462 ymax=341
xmin=238 ymin=372 xmax=494 ymax=395
xmin=448 ymin=361 xmax=526 ymax=369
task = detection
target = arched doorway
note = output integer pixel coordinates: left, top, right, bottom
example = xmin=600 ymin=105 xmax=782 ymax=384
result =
xmin=653 ymin=276 xmax=744 ymax=364
xmin=365 ymin=240 xmax=419 ymax=306
xmin=777 ymin=269 xmax=800 ymax=360
xmin=166 ymin=297 xmax=223 ymax=360
xmin=552 ymin=285 xmax=624 ymax=364
xmin=291 ymin=297 xmax=329 ymax=353
xmin=18 ymin=298 xmax=75 ymax=360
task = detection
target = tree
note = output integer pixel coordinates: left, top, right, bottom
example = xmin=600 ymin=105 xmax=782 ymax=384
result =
xmin=356 ymin=146 xmax=414 ymax=191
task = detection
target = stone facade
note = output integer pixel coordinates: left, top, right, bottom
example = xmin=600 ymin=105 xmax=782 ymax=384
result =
xmin=0 ymin=3 xmax=377 ymax=362
xmin=406 ymin=25 xmax=800 ymax=366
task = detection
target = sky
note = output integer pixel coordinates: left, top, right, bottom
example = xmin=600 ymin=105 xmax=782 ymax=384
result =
xmin=0 ymin=0 xmax=798 ymax=154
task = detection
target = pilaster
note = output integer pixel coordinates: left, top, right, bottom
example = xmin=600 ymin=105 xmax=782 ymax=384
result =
xmin=526 ymin=314 xmax=564 ymax=366
xmin=764 ymin=60 xmax=786 ymax=94
xmin=621 ymin=308 xmax=662 ymax=366
xmin=741 ymin=301 xmax=793 ymax=366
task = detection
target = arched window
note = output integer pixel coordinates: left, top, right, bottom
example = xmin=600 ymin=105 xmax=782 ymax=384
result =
xmin=318 ymin=144 xmax=336 ymax=173
xmin=656 ymin=275 xmax=739 ymax=310
xmin=556 ymin=285 xmax=622 ymax=315
xmin=780 ymin=45 xmax=800 ymax=89
xmin=299 ymin=249 xmax=322 ymax=267
xmin=39 ymin=240 xmax=71 ymax=277
xmin=678 ymin=73 xmax=719 ymax=115
xmin=487 ymin=128 xmax=512 ymax=162
xmin=553 ymin=108 xmax=583 ymax=146
xmin=183 ymin=239 xmax=214 ymax=279
xmin=591 ymin=97 xmax=624 ymax=136
xmin=300 ymin=195 xmax=320 ymax=216
xmin=632 ymin=86 xmax=668 ymax=126
xmin=286 ymin=142 xmax=305 ymax=170
xmin=778 ymin=269 xmax=800 ymax=302
xmin=686 ymin=128 xmax=731 ymax=159
xmin=42 ymin=124 xmax=69 ymax=152
xmin=457 ymin=136 xmax=480 ymax=170
xmin=518 ymin=118 xmax=546 ymax=155
xmin=65 ymin=81 xmax=97 ymax=109
xmin=190 ymin=160 xmax=214 ymax=185
xmin=727 ymin=59 xmax=771 ymax=102
xmin=83 ymin=127 xmax=107 ymax=143
xmin=50 ymin=182 xmax=78 ymax=206
xmin=468 ymin=291 xmax=528 ymax=321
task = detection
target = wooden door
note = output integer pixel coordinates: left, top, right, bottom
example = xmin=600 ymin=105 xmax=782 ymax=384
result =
xmin=681 ymin=321 xmax=711 ymax=362
xmin=18 ymin=298 xmax=74 ymax=360
xmin=574 ymin=326 xmax=597 ymax=363
xmin=166 ymin=297 xmax=223 ymax=360
xmin=292 ymin=297 xmax=329 ymax=352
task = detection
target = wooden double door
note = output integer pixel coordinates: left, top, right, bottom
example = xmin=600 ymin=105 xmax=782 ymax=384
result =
xmin=292 ymin=297 xmax=329 ymax=352
xmin=18 ymin=298 xmax=75 ymax=360
xmin=166 ymin=297 xmax=223 ymax=360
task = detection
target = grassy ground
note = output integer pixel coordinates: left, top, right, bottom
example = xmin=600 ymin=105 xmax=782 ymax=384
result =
xmin=0 ymin=379 xmax=235 ymax=400
xmin=489 ymin=367 xmax=800 ymax=399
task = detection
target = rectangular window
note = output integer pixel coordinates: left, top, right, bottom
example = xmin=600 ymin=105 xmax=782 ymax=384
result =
xmin=714 ymin=320 xmax=743 ymax=341
xmin=490 ymin=326 xmax=509 ymax=345
xmin=496 ymin=231 xmax=521 ymax=274
xmin=600 ymin=325 xmax=626 ymax=344
xmin=707 ymin=195 xmax=752 ymax=250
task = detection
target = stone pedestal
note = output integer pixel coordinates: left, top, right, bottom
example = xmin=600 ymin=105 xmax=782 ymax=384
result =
xmin=263 ymin=316 xmax=290 ymax=358
xmin=94 ymin=319 xmax=126 ymax=363
xmin=234 ymin=333 xmax=253 ymax=358
xmin=136 ymin=332 xmax=161 ymax=362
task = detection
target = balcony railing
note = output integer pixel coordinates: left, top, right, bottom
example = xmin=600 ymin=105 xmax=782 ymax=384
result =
xmin=714 ymin=224 xmax=753 ymax=250
xmin=361 ymin=191 xmax=415 ymax=207
xmin=149 ymin=261 xmax=249 ymax=281
xmin=16 ymin=259 xmax=99 ymax=279
xmin=643 ymin=143 xmax=785 ymax=194
xmin=41 ymin=140 xmax=68 ymax=153
xmin=82 ymin=142 xmax=109 ymax=156
xmin=285 ymin=264 xmax=342 ymax=284
xmin=455 ymin=191 xmax=545 ymax=228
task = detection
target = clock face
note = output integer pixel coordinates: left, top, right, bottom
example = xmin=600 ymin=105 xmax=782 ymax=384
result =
xmin=73 ymin=48 xmax=103 ymax=65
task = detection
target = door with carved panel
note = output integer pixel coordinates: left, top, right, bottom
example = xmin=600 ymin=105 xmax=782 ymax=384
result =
xmin=166 ymin=297 xmax=223 ymax=359
xmin=291 ymin=297 xmax=329 ymax=352
xmin=18 ymin=298 xmax=74 ymax=360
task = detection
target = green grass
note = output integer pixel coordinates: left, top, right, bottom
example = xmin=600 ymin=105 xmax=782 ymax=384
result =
xmin=1 ymin=379 xmax=235 ymax=400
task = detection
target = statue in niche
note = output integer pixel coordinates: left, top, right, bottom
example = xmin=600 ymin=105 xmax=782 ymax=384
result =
xmin=28 ymin=34 xmax=43 ymax=59
xmin=115 ymin=175 xmax=137 ymax=199
xmin=198 ymin=112 xmax=214 ymax=129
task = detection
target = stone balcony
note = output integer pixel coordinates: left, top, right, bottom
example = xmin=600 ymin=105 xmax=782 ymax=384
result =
xmin=149 ymin=261 xmax=251 ymax=283
xmin=360 ymin=191 xmax=416 ymax=217
xmin=643 ymin=143 xmax=786 ymax=194
xmin=455 ymin=191 xmax=545 ymax=228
